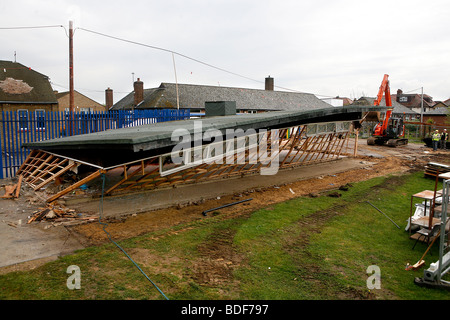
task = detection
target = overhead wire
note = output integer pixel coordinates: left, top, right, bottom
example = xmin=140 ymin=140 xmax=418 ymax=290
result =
xmin=78 ymin=28 xmax=264 ymax=85
xmin=50 ymin=81 xmax=129 ymax=94
xmin=0 ymin=24 xmax=69 ymax=37
xmin=0 ymin=24 xmax=337 ymax=98
xmin=403 ymin=87 xmax=423 ymax=94
xmin=77 ymin=27 xmax=337 ymax=98
xmin=0 ymin=25 xmax=65 ymax=30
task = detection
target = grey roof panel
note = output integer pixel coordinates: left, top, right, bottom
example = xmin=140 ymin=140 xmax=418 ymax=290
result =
xmin=25 ymin=105 xmax=385 ymax=153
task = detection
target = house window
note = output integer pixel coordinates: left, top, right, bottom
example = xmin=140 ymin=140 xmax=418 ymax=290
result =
xmin=18 ymin=109 xmax=28 ymax=130
xmin=399 ymin=96 xmax=408 ymax=102
xmin=35 ymin=110 xmax=45 ymax=130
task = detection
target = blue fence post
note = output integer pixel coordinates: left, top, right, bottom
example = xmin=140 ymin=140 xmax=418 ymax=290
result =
xmin=0 ymin=112 xmax=3 ymax=179
xmin=0 ymin=141 xmax=3 ymax=179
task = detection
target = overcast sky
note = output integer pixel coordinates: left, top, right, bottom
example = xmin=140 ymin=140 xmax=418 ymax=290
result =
xmin=1 ymin=0 xmax=449 ymax=105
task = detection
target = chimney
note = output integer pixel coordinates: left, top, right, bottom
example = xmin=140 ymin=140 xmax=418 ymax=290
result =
xmin=397 ymin=89 xmax=403 ymax=95
xmin=265 ymin=76 xmax=274 ymax=91
xmin=105 ymin=87 xmax=113 ymax=109
xmin=134 ymin=78 xmax=144 ymax=106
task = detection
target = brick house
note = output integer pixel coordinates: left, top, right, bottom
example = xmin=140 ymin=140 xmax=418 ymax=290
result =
xmin=422 ymin=102 xmax=449 ymax=126
xmin=393 ymin=89 xmax=435 ymax=113
xmin=0 ymin=60 xmax=59 ymax=136
xmin=0 ymin=60 xmax=58 ymax=117
xmin=55 ymin=90 xmax=106 ymax=113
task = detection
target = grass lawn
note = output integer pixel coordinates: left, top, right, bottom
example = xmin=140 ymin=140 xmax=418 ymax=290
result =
xmin=0 ymin=171 xmax=449 ymax=300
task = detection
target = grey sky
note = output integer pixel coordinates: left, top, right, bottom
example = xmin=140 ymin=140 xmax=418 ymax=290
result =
xmin=1 ymin=0 xmax=449 ymax=105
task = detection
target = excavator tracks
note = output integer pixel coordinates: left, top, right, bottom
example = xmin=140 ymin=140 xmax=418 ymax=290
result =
xmin=387 ymin=138 xmax=408 ymax=147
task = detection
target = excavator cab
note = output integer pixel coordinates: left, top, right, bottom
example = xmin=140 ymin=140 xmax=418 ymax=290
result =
xmin=386 ymin=118 xmax=404 ymax=138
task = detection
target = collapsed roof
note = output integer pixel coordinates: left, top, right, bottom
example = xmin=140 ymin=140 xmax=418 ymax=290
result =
xmin=24 ymin=105 xmax=385 ymax=167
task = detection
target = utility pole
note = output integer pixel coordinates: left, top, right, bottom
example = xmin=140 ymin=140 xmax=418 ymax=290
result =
xmin=172 ymin=52 xmax=180 ymax=110
xmin=420 ymin=87 xmax=424 ymax=138
xmin=69 ymin=20 xmax=74 ymax=135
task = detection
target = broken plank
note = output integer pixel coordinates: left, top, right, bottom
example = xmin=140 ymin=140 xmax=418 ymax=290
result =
xmin=16 ymin=149 xmax=38 ymax=176
xmin=46 ymin=170 xmax=104 ymax=203
xmin=24 ymin=154 xmax=55 ymax=183
xmin=27 ymin=208 xmax=50 ymax=224
xmin=15 ymin=175 xmax=23 ymax=198
xmin=33 ymin=161 xmax=78 ymax=191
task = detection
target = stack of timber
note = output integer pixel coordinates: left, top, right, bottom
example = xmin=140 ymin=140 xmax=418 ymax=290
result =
xmin=424 ymin=162 xmax=450 ymax=178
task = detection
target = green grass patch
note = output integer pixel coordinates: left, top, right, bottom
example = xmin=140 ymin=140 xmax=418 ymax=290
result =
xmin=0 ymin=171 xmax=449 ymax=300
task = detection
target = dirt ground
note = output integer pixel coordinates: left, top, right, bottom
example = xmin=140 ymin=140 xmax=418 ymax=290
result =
xmin=69 ymin=141 xmax=448 ymax=245
xmin=0 ymin=138 xmax=449 ymax=275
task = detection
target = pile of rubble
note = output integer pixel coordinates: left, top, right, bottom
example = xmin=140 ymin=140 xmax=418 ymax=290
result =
xmin=27 ymin=203 xmax=97 ymax=225
xmin=1 ymin=175 xmax=97 ymax=227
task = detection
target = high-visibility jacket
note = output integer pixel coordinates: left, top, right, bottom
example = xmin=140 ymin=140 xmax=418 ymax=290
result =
xmin=442 ymin=132 xmax=449 ymax=141
xmin=432 ymin=133 xmax=440 ymax=141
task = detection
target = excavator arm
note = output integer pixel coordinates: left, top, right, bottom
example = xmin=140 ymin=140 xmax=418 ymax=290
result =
xmin=374 ymin=74 xmax=392 ymax=107
xmin=374 ymin=74 xmax=392 ymax=135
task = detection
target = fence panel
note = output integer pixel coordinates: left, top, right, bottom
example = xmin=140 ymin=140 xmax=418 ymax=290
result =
xmin=0 ymin=109 xmax=190 ymax=179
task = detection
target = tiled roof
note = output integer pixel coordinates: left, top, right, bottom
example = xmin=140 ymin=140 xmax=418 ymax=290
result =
xmin=111 ymin=82 xmax=332 ymax=111
xmin=424 ymin=106 xmax=449 ymax=115
xmin=353 ymin=96 xmax=417 ymax=115
xmin=0 ymin=60 xmax=57 ymax=103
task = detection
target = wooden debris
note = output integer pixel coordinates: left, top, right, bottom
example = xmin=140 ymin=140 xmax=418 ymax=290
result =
xmin=1 ymin=185 xmax=17 ymax=199
xmin=1 ymin=175 xmax=23 ymax=199
xmin=15 ymin=175 xmax=23 ymax=198
xmin=27 ymin=203 xmax=96 ymax=224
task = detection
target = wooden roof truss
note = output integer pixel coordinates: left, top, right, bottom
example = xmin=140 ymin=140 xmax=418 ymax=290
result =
xmin=18 ymin=122 xmax=353 ymax=202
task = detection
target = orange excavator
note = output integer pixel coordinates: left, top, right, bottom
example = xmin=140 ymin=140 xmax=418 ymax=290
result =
xmin=366 ymin=74 xmax=408 ymax=147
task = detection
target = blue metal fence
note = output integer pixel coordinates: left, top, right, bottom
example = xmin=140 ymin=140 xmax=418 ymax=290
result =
xmin=0 ymin=109 xmax=190 ymax=179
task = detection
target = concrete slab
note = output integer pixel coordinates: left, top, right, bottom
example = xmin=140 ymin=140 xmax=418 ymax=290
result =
xmin=0 ymin=197 xmax=84 ymax=269
xmin=0 ymin=219 xmax=84 ymax=268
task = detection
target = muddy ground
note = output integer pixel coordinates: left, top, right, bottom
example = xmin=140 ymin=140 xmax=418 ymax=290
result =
xmin=0 ymin=139 xmax=449 ymax=274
